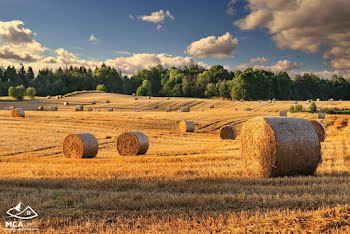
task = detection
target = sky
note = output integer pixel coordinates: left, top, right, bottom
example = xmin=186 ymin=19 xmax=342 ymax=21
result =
xmin=0 ymin=0 xmax=349 ymax=79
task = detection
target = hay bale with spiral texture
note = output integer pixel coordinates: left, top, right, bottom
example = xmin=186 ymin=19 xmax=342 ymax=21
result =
xmin=108 ymin=107 xmax=113 ymax=112
xmin=240 ymin=117 xmax=321 ymax=178
xmin=219 ymin=125 xmax=237 ymax=140
xmin=209 ymin=104 xmax=214 ymax=108
xmin=117 ymin=131 xmax=149 ymax=156
xmin=165 ymin=107 xmax=172 ymax=112
xmin=62 ymin=133 xmax=98 ymax=158
xmin=11 ymin=108 xmax=25 ymax=117
xmin=75 ymin=105 xmax=83 ymax=111
xmin=179 ymin=120 xmax=195 ymax=132
xmin=279 ymin=111 xmax=287 ymax=116
xmin=179 ymin=106 xmax=190 ymax=112
xmin=309 ymin=120 xmax=326 ymax=142
xmin=37 ymin=106 xmax=44 ymax=111
xmin=318 ymin=112 xmax=325 ymax=119
xmin=51 ymin=106 xmax=57 ymax=111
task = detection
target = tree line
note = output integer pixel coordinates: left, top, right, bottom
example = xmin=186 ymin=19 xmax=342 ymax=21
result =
xmin=0 ymin=63 xmax=349 ymax=100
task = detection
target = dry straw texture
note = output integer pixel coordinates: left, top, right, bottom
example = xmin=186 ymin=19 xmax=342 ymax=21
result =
xmin=180 ymin=106 xmax=190 ymax=112
xmin=279 ymin=111 xmax=287 ymax=116
xmin=318 ymin=112 xmax=325 ymax=119
xmin=219 ymin=125 xmax=237 ymax=140
xmin=11 ymin=108 xmax=25 ymax=117
xmin=117 ymin=131 xmax=149 ymax=156
xmin=179 ymin=120 xmax=195 ymax=132
xmin=51 ymin=106 xmax=57 ymax=111
xmin=165 ymin=107 xmax=172 ymax=112
xmin=75 ymin=105 xmax=84 ymax=111
xmin=240 ymin=117 xmax=321 ymax=178
xmin=309 ymin=120 xmax=326 ymax=142
xmin=62 ymin=133 xmax=98 ymax=158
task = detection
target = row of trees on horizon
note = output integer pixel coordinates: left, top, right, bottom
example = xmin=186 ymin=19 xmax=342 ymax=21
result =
xmin=0 ymin=64 xmax=349 ymax=100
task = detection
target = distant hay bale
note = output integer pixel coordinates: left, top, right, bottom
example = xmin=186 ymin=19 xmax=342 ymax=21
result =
xmin=62 ymin=133 xmax=98 ymax=158
xmin=309 ymin=120 xmax=326 ymax=142
xmin=232 ymin=99 xmax=236 ymax=102
xmin=11 ymin=108 xmax=25 ymax=117
xmin=198 ymin=109 xmax=204 ymax=112
xmin=58 ymin=95 xmax=62 ymax=99
xmin=209 ymin=104 xmax=214 ymax=108
xmin=279 ymin=111 xmax=287 ymax=116
xmin=318 ymin=112 xmax=325 ymax=119
xmin=108 ymin=107 xmax=113 ymax=112
xmin=134 ymin=97 xmax=138 ymax=100
xmin=106 ymin=99 xmax=110 ymax=103
xmin=329 ymin=98 xmax=334 ymax=101
xmin=47 ymin=96 xmax=51 ymax=99
xmin=244 ymin=108 xmax=252 ymax=111
xmin=56 ymin=95 xmax=60 ymax=99
xmin=240 ymin=99 xmax=244 ymax=102
xmin=37 ymin=106 xmax=44 ymax=111
xmin=179 ymin=120 xmax=195 ymax=132
xmin=339 ymin=99 xmax=343 ymax=101
xmin=316 ymin=98 xmax=321 ymax=102
xmin=219 ymin=125 xmax=237 ymax=140
xmin=153 ymin=104 xmax=158 ymax=109
xmin=306 ymin=100 xmax=311 ymax=103
xmin=294 ymin=101 xmax=298 ymax=104
xmin=91 ymin=100 xmax=96 ymax=105
xmin=241 ymin=117 xmax=321 ymax=178
xmin=117 ymin=131 xmax=149 ymax=156
xmin=268 ymin=100 xmax=272 ymax=103
xmin=166 ymin=97 xmax=170 ymax=100
xmin=8 ymin=106 xmax=15 ymax=110
xmin=75 ymin=105 xmax=84 ymax=111
xmin=272 ymin=98 xmax=276 ymax=101
xmin=63 ymin=102 xmax=69 ymax=106
xmin=258 ymin=100 xmax=262 ymax=103
xmin=179 ymin=106 xmax=190 ymax=112
xmin=87 ymin=107 xmax=92 ymax=111
xmin=232 ymin=108 xmax=238 ymax=111
xmin=106 ymin=135 xmax=112 ymax=139
xmin=132 ymin=93 xmax=136 ymax=96
xmin=51 ymin=106 xmax=57 ymax=111
xmin=165 ymin=107 xmax=172 ymax=112
xmin=147 ymin=96 xmax=151 ymax=99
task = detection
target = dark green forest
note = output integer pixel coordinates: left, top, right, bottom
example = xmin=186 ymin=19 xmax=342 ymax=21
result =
xmin=0 ymin=64 xmax=349 ymax=100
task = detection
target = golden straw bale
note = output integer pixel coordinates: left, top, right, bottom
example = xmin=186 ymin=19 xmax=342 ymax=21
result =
xmin=106 ymin=99 xmax=110 ymax=103
xmin=87 ymin=107 xmax=92 ymax=111
xmin=75 ymin=105 xmax=84 ymax=111
xmin=165 ymin=107 xmax=172 ymax=112
xmin=11 ymin=108 xmax=25 ymax=117
xmin=117 ymin=131 xmax=149 ymax=156
xmin=108 ymin=108 xmax=113 ymax=112
xmin=244 ymin=108 xmax=252 ymax=111
xmin=62 ymin=133 xmax=98 ymax=158
xmin=279 ymin=111 xmax=287 ymax=116
xmin=47 ymin=95 xmax=51 ymax=99
xmin=209 ymin=104 xmax=214 ymax=108
xmin=153 ymin=104 xmax=158 ymax=109
xmin=179 ymin=106 xmax=190 ymax=112
xmin=219 ymin=125 xmax=237 ymax=140
xmin=240 ymin=117 xmax=321 ymax=178
xmin=63 ymin=102 xmax=69 ymax=106
xmin=318 ymin=112 xmax=325 ymax=119
xmin=134 ymin=97 xmax=138 ymax=100
xmin=309 ymin=120 xmax=326 ymax=142
xmin=91 ymin=100 xmax=96 ymax=104
xmin=37 ymin=106 xmax=44 ymax=111
xmin=179 ymin=120 xmax=195 ymax=132
xmin=51 ymin=106 xmax=57 ymax=111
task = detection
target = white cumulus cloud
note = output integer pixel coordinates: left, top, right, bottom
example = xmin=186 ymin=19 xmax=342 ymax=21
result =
xmin=137 ymin=10 xmax=174 ymax=23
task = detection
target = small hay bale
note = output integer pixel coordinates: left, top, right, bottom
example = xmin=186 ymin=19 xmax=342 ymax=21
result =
xmin=8 ymin=106 xmax=15 ymax=110
xmin=47 ymin=95 xmax=51 ymax=99
xmin=37 ymin=106 xmax=44 ymax=111
xmin=294 ymin=101 xmax=298 ymax=104
xmin=241 ymin=117 xmax=321 ymax=178
xmin=272 ymin=98 xmax=276 ymax=101
xmin=329 ymin=98 xmax=334 ymax=101
xmin=219 ymin=125 xmax=237 ymax=140
xmin=117 ymin=131 xmax=149 ymax=156
xmin=244 ymin=108 xmax=252 ymax=111
xmin=258 ymin=100 xmax=262 ymax=103
xmin=63 ymin=102 xmax=69 ymax=106
xmin=106 ymin=99 xmax=110 ymax=103
xmin=58 ymin=95 xmax=62 ymax=99
xmin=309 ymin=120 xmax=326 ymax=142
xmin=198 ymin=109 xmax=204 ymax=112
xmin=165 ymin=107 xmax=172 ymax=112
xmin=209 ymin=104 xmax=214 ymax=108
xmin=75 ymin=105 xmax=84 ymax=111
xmin=91 ymin=100 xmax=96 ymax=105
xmin=318 ymin=112 xmax=325 ymax=119
xmin=240 ymin=99 xmax=244 ymax=102
xmin=279 ymin=111 xmax=287 ymax=117
xmin=153 ymin=104 xmax=158 ymax=109
xmin=167 ymin=97 xmax=170 ymax=100
xmin=268 ymin=100 xmax=272 ymax=103
xmin=87 ymin=107 xmax=92 ymax=111
xmin=106 ymin=135 xmax=112 ymax=139
xmin=339 ymin=99 xmax=343 ymax=101
xmin=179 ymin=106 xmax=190 ymax=112
xmin=232 ymin=99 xmax=236 ymax=102
xmin=134 ymin=97 xmax=138 ymax=100
xmin=232 ymin=108 xmax=238 ymax=111
xmin=147 ymin=96 xmax=151 ymax=99
xmin=51 ymin=106 xmax=57 ymax=111
xmin=179 ymin=120 xmax=195 ymax=132
xmin=316 ymin=98 xmax=321 ymax=102
xmin=132 ymin=93 xmax=136 ymax=96
xmin=108 ymin=107 xmax=113 ymax=112
xmin=56 ymin=95 xmax=60 ymax=99
xmin=62 ymin=133 xmax=98 ymax=158
xmin=11 ymin=108 xmax=25 ymax=117
xmin=306 ymin=100 xmax=311 ymax=103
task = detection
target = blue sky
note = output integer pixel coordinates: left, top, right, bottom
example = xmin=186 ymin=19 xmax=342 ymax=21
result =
xmin=0 ymin=0 xmax=348 ymax=78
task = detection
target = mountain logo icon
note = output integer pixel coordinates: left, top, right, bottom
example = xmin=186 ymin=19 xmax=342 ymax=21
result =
xmin=6 ymin=202 xmax=38 ymax=220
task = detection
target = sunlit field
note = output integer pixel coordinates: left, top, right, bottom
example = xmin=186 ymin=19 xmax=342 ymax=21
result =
xmin=0 ymin=92 xmax=349 ymax=232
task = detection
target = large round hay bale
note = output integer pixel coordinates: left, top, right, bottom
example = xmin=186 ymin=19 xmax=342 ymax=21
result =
xmin=75 ymin=105 xmax=84 ymax=111
xmin=219 ymin=125 xmax=237 ymax=140
xmin=51 ymin=106 xmax=57 ymax=111
xmin=179 ymin=106 xmax=190 ymax=112
xmin=240 ymin=117 xmax=321 ymax=178
xmin=268 ymin=100 xmax=272 ymax=103
xmin=165 ymin=107 xmax=172 ymax=112
xmin=179 ymin=120 xmax=195 ymax=132
xmin=56 ymin=95 xmax=60 ymax=99
xmin=272 ymin=98 xmax=276 ymax=101
xmin=279 ymin=111 xmax=287 ymax=116
xmin=117 ymin=131 xmax=149 ymax=156
xmin=62 ymin=133 xmax=98 ymax=158
xmin=309 ymin=120 xmax=326 ymax=142
xmin=209 ymin=104 xmax=214 ymax=108
xmin=11 ymin=108 xmax=25 ymax=117
xmin=318 ymin=112 xmax=325 ymax=119
xmin=316 ymin=98 xmax=321 ymax=102
xmin=147 ymin=96 xmax=151 ymax=99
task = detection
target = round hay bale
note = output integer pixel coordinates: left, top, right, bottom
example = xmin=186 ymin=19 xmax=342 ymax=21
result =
xmin=106 ymin=99 xmax=110 ymax=103
xmin=63 ymin=102 xmax=69 ymax=106
xmin=258 ymin=100 xmax=262 ymax=103
xmin=37 ymin=106 xmax=44 ymax=111
xmin=47 ymin=95 xmax=51 ymax=99
xmin=294 ymin=101 xmax=298 ymax=104
xmin=329 ymin=98 xmax=334 ymax=101
xmin=268 ymin=100 xmax=272 ymax=103
xmin=147 ymin=96 xmax=151 ymax=99
xmin=91 ymin=100 xmax=96 ymax=105
xmin=51 ymin=106 xmax=57 ymax=111
xmin=240 ymin=117 xmax=321 ymax=178
xmin=117 ymin=131 xmax=149 ymax=156
xmin=232 ymin=108 xmax=238 ymax=111
xmin=272 ymin=98 xmax=276 ymax=101
xmin=316 ymin=98 xmax=321 ymax=102
xmin=165 ymin=107 xmax=172 ymax=112
xmin=309 ymin=120 xmax=326 ymax=142
xmin=318 ymin=112 xmax=325 ymax=119
xmin=11 ymin=108 xmax=25 ymax=117
xmin=339 ymin=99 xmax=343 ymax=101
xmin=8 ymin=106 xmax=15 ymax=110
xmin=209 ymin=104 xmax=214 ymax=108
xmin=244 ymin=108 xmax=252 ymax=111
xmin=219 ymin=125 xmax=237 ymax=140
xmin=108 ymin=107 xmax=113 ymax=112
xmin=179 ymin=120 xmax=195 ymax=132
xmin=75 ymin=105 xmax=84 ymax=111
xmin=166 ymin=97 xmax=170 ymax=100
xmin=179 ymin=106 xmax=190 ymax=112
xmin=134 ymin=97 xmax=138 ymax=100
xmin=306 ymin=100 xmax=311 ymax=103
xmin=132 ymin=93 xmax=136 ymax=97
xmin=279 ymin=111 xmax=287 ymax=116
xmin=58 ymin=95 xmax=62 ymax=99
xmin=153 ymin=104 xmax=158 ymax=109
xmin=62 ymin=133 xmax=98 ymax=158
xmin=56 ymin=95 xmax=60 ymax=99
xmin=87 ymin=107 xmax=92 ymax=111
xmin=240 ymin=99 xmax=244 ymax=102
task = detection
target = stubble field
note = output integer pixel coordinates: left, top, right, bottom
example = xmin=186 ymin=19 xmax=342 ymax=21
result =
xmin=0 ymin=92 xmax=349 ymax=232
